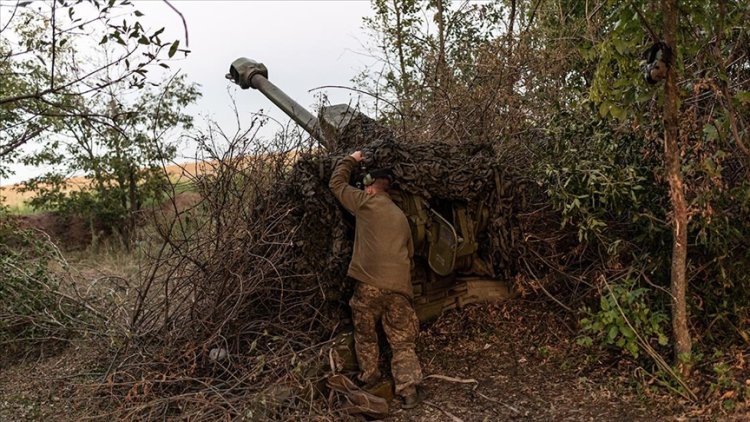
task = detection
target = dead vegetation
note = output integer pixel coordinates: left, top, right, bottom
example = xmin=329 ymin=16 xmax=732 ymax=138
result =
xmin=42 ymin=106 xmax=547 ymax=419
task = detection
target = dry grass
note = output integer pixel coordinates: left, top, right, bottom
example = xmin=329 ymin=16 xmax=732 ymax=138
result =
xmin=0 ymin=176 xmax=89 ymax=209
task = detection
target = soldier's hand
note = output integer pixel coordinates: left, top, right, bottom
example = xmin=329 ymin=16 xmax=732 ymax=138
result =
xmin=350 ymin=151 xmax=364 ymax=162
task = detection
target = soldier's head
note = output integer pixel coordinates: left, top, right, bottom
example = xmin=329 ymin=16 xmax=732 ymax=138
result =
xmin=363 ymin=168 xmax=394 ymax=195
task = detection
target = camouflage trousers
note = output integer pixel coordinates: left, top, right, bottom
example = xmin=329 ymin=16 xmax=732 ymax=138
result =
xmin=349 ymin=282 xmax=423 ymax=397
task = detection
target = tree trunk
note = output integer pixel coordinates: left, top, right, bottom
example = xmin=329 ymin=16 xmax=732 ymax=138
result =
xmin=392 ymin=0 xmax=410 ymax=113
xmin=662 ymin=0 xmax=692 ymax=377
xmin=507 ymin=0 xmax=516 ymax=47
xmin=434 ymin=0 xmax=446 ymax=90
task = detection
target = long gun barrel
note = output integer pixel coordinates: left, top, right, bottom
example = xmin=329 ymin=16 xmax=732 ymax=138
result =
xmin=226 ymin=58 xmax=331 ymax=149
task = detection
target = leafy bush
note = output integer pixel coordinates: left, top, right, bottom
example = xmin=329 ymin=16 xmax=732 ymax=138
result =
xmin=0 ymin=218 xmax=81 ymax=365
xmin=20 ymin=75 xmax=200 ymax=246
xmin=578 ymin=278 xmax=669 ymax=358
xmin=533 ymin=109 xmax=675 ymax=358
xmin=688 ymin=179 xmax=750 ymax=346
xmin=539 ymin=107 xmax=666 ymax=247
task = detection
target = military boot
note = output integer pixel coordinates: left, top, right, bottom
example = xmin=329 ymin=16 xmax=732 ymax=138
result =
xmin=401 ymin=386 xmax=425 ymax=409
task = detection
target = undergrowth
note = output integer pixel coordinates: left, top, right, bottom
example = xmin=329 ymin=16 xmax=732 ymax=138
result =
xmin=0 ymin=217 xmax=79 ymax=367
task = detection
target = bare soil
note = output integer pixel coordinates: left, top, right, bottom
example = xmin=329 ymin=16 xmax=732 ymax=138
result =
xmin=386 ymin=300 xmax=748 ymax=421
xmin=388 ymin=301 xmax=681 ymax=421
xmin=0 ymin=340 xmax=101 ymax=421
xmin=2 ymin=299 xmax=747 ymax=421
xmin=14 ymin=212 xmax=93 ymax=248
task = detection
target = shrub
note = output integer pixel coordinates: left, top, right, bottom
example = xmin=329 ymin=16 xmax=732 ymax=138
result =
xmin=578 ymin=278 xmax=669 ymax=358
xmin=0 ymin=217 xmax=81 ymax=366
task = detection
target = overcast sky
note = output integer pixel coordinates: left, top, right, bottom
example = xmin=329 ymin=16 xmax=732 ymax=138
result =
xmin=3 ymin=0 xmax=378 ymax=184
xmin=136 ymin=0 xmax=378 ymax=129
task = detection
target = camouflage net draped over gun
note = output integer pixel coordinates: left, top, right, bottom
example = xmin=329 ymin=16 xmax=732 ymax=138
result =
xmin=283 ymin=135 xmax=526 ymax=295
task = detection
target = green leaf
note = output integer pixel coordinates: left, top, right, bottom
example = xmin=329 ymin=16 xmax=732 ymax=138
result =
xmin=113 ymin=32 xmax=125 ymax=46
xmin=657 ymin=333 xmax=668 ymax=346
xmin=703 ymin=123 xmax=718 ymax=142
xmin=636 ymin=91 xmax=653 ymax=104
xmin=703 ymin=157 xmax=717 ymax=177
xmin=612 ymin=38 xmax=627 ymax=55
xmin=138 ymin=35 xmax=150 ymax=45
xmin=735 ymin=91 xmax=750 ymax=105
xmin=610 ymin=105 xmax=627 ymax=120
xmin=577 ymin=336 xmax=593 ymax=347
xmin=598 ymin=101 xmax=611 ymax=118
xmin=607 ymin=325 xmax=619 ymax=342
xmin=134 ymin=10 xmax=144 ymax=17
xmin=620 ymin=325 xmax=635 ymax=340
xmin=626 ymin=342 xmax=639 ymax=358
xmin=168 ymin=40 xmax=180 ymax=58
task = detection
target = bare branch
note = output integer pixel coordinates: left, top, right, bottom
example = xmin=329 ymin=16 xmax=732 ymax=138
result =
xmin=163 ymin=0 xmax=189 ymax=47
xmin=0 ymin=126 xmax=45 ymax=159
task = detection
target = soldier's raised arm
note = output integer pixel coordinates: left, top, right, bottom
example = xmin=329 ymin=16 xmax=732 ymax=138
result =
xmin=329 ymin=151 xmax=367 ymax=214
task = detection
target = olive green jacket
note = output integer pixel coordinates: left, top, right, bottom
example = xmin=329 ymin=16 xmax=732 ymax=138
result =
xmin=329 ymin=156 xmax=414 ymax=298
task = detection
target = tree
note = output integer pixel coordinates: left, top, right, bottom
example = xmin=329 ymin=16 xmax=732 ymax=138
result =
xmin=661 ymin=0 xmax=690 ymax=377
xmin=21 ymin=74 xmax=200 ymax=244
xmin=0 ymin=0 xmax=187 ymax=177
xmin=362 ymin=0 xmax=542 ymax=142
xmin=586 ymin=0 xmax=749 ymax=375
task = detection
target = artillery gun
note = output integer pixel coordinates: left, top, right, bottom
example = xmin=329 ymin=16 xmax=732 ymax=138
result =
xmin=226 ymin=58 xmax=514 ymax=322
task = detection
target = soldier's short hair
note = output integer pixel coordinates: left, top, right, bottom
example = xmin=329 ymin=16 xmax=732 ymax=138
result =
xmin=364 ymin=168 xmax=394 ymax=186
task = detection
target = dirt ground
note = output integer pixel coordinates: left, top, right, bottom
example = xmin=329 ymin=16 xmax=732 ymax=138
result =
xmin=0 ymin=340 xmax=100 ymax=421
xmin=388 ymin=301 xmax=676 ymax=421
xmin=386 ymin=301 xmax=749 ymax=421
xmin=2 ymin=298 xmax=748 ymax=421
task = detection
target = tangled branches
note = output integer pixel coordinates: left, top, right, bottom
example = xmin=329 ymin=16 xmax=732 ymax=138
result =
xmin=95 ymin=123 xmax=341 ymax=419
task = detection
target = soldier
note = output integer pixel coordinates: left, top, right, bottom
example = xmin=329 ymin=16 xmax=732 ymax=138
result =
xmin=329 ymin=150 xmax=425 ymax=409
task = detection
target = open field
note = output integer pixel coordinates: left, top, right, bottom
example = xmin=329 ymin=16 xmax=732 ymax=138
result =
xmin=0 ymin=176 xmax=89 ymax=212
xmin=0 ymin=161 xmax=213 ymax=211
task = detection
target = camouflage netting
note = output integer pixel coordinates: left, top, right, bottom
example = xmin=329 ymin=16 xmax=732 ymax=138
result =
xmin=281 ymin=136 xmax=529 ymax=294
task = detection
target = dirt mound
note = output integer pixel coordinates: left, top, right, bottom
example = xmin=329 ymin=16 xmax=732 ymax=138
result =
xmin=10 ymin=192 xmax=204 ymax=250
xmin=14 ymin=212 xmax=92 ymax=250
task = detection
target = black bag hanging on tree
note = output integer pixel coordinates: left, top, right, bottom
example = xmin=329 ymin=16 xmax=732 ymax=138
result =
xmin=643 ymin=41 xmax=672 ymax=84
